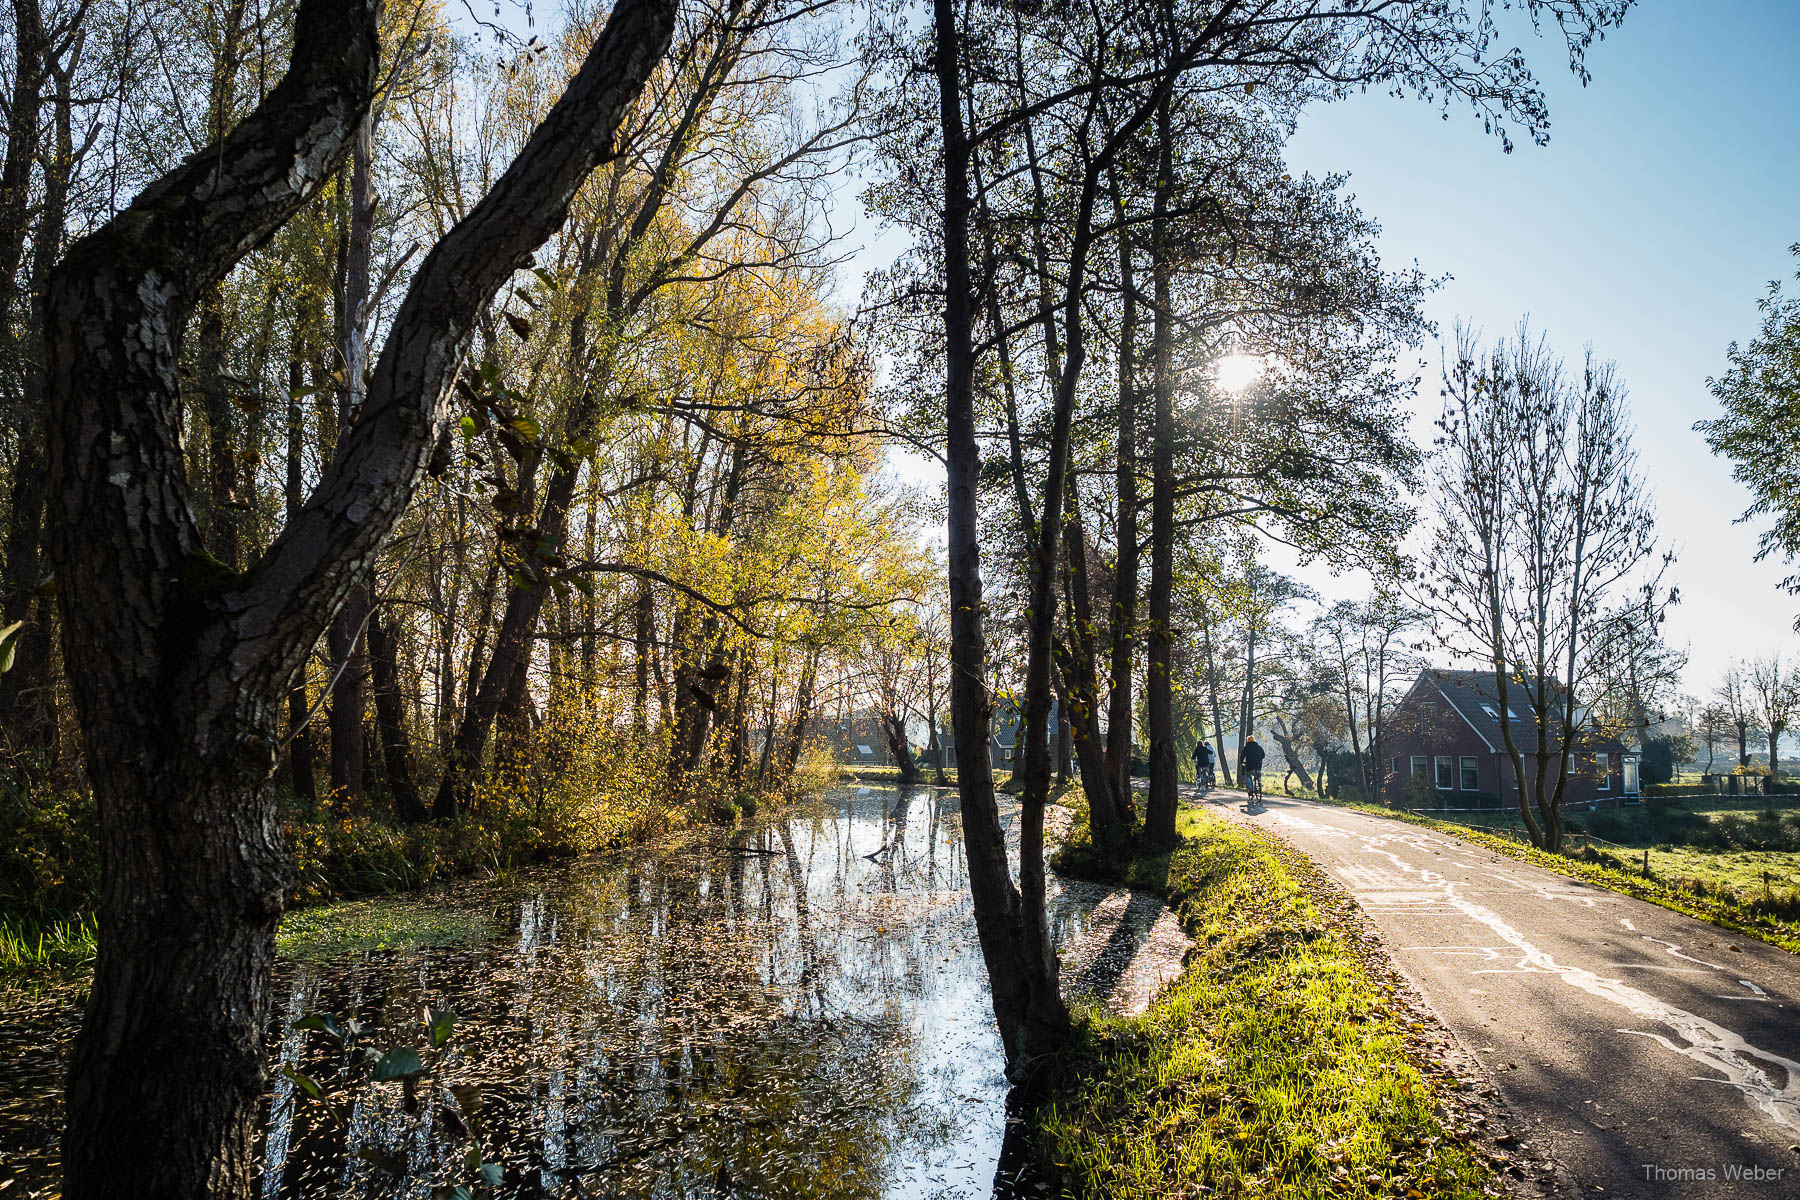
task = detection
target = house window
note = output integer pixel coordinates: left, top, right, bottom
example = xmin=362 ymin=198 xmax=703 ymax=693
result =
xmin=1595 ymin=752 xmax=1610 ymax=790
xmin=1481 ymin=704 xmax=1498 ymax=721
xmin=1434 ymin=756 xmax=1454 ymax=790
xmin=1392 ymin=757 xmax=1402 ymax=777
xmin=1410 ymin=756 xmax=1429 ymax=781
xmin=1460 ymin=756 xmax=1480 ymax=791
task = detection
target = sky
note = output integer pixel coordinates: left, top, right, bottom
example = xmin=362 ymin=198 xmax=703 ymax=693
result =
xmin=847 ymin=0 xmax=1800 ymax=701
xmin=1273 ymin=0 xmax=1800 ymax=695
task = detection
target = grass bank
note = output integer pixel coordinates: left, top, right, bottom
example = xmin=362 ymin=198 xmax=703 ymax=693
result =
xmin=1027 ymin=807 xmax=1501 ymax=1198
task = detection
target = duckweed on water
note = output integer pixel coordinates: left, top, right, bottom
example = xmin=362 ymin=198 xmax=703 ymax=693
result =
xmin=276 ymin=894 xmax=498 ymax=960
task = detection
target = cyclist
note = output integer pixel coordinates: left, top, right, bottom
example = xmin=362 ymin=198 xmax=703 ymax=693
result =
xmin=1240 ymin=735 xmax=1266 ymax=810
xmin=1193 ymin=740 xmax=1216 ymax=794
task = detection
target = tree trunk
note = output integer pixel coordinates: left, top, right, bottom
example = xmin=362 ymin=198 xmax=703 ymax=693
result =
xmin=1055 ymin=695 xmax=1071 ymax=784
xmin=44 ymin=0 xmax=676 ymax=1191
xmin=0 ymin=0 xmax=44 ymax=319
xmin=1201 ymin=605 xmax=1233 ymax=787
xmin=881 ymin=709 xmax=922 ymax=785
xmin=1105 ymin=197 xmax=1139 ymax=816
xmin=368 ymin=607 xmax=425 ymax=821
xmin=933 ymin=0 xmax=1041 ymax=1071
xmin=0 ymin=0 xmax=56 ymax=747
xmin=282 ymin=352 xmax=316 ymax=800
xmin=1055 ymin=476 xmax=1128 ymax=845
xmin=1141 ymin=95 xmax=1179 ymax=848
xmin=327 ymin=587 xmax=369 ymax=800
xmin=1269 ymin=721 xmax=1315 ymax=793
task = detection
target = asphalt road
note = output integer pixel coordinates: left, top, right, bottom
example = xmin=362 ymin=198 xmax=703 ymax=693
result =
xmin=1203 ymin=790 xmax=1800 ymax=1198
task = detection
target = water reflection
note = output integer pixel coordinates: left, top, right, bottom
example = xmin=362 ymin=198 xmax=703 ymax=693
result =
xmin=2 ymin=786 xmax=1122 ymax=1197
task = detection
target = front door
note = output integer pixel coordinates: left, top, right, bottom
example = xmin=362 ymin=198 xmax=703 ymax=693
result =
xmin=1622 ymin=754 xmax=1640 ymax=797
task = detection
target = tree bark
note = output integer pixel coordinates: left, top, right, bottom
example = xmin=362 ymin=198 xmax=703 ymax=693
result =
xmin=44 ymin=0 xmax=676 ymax=1193
xmin=1141 ymin=94 xmax=1179 ymax=847
xmin=0 ymin=0 xmax=57 ymax=746
xmin=932 ymin=0 xmax=1038 ymax=1070
xmin=368 ymin=606 xmax=425 ymax=821
xmin=1105 ymin=196 xmax=1140 ymax=815
xmin=283 ymin=352 xmax=315 ymax=800
xmin=1200 ymin=603 xmax=1233 ymax=787
xmin=326 ymin=587 xmax=369 ymax=800
xmin=1055 ymin=482 xmax=1128 ymax=846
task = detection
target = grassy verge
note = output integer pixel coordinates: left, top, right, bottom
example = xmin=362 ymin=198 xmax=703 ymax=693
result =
xmin=1309 ymin=797 xmax=1800 ymax=954
xmin=1028 ymin=807 xmax=1500 ymax=1198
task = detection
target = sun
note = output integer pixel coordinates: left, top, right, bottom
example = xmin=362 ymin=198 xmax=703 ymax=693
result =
xmin=1213 ymin=353 xmax=1264 ymax=394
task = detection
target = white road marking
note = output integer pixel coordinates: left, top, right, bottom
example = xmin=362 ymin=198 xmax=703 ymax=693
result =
xmin=1620 ymin=918 xmax=1636 ymax=932
xmin=1642 ymin=935 xmax=1729 ymax=973
xmin=1266 ymin=805 xmax=1800 ymax=1130
xmin=1740 ymin=980 xmax=1768 ymax=996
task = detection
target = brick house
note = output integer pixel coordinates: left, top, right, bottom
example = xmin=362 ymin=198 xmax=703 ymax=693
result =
xmin=1382 ymin=668 xmax=1639 ymax=809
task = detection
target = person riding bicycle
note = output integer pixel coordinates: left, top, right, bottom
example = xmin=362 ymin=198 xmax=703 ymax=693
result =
xmin=1193 ymin=740 xmax=1215 ymax=791
xmin=1239 ymin=736 xmax=1266 ymax=804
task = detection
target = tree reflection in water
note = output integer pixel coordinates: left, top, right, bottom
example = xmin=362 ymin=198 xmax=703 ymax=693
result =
xmin=0 ymin=786 xmax=1123 ymax=1196
xmin=257 ymin=786 xmax=1112 ymax=1198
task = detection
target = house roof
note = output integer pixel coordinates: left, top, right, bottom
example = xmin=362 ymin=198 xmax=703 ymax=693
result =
xmin=1418 ymin=668 xmax=1611 ymax=756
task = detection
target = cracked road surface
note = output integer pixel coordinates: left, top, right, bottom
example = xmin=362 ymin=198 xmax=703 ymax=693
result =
xmin=1204 ymin=791 xmax=1800 ymax=1197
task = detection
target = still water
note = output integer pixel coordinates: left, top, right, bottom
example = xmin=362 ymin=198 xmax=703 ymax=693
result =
xmin=0 ymin=786 xmax=1139 ymax=1197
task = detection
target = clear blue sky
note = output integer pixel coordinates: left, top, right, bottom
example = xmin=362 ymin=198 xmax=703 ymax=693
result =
xmin=1276 ymin=0 xmax=1800 ymax=698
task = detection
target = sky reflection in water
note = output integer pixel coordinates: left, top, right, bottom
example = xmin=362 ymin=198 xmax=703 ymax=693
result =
xmin=1 ymin=786 xmax=1120 ymax=1197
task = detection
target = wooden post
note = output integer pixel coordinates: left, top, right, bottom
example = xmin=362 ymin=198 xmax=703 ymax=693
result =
xmin=1642 ymin=848 xmax=1650 ymax=877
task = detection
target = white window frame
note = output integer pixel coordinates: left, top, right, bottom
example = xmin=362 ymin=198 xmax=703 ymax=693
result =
xmin=1595 ymin=752 xmax=1610 ymax=790
xmin=1434 ymin=756 xmax=1454 ymax=790
xmin=1410 ymin=755 xmax=1429 ymax=781
xmin=1481 ymin=704 xmax=1499 ymax=721
xmin=1459 ymin=756 xmax=1480 ymax=791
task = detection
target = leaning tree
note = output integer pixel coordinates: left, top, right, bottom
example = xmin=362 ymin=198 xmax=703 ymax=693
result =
xmin=43 ymin=0 xmax=677 ymax=1193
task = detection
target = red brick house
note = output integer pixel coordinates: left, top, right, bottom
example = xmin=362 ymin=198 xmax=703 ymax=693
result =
xmin=1382 ymin=669 xmax=1639 ymax=809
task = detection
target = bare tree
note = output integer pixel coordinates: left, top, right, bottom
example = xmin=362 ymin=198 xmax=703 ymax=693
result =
xmin=1717 ymin=662 xmax=1759 ymax=770
xmin=1697 ymin=700 xmax=1729 ymax=774
xmin=1421 ymin=324 xmax=1671 ymax=851
xmin=1315 ymin=592 xmax=1422 ymax=802
xmin=1747 ymin=652 xmax=1798 ymax=778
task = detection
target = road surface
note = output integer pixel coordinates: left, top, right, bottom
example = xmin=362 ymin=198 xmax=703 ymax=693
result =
xmin=1203 ymin=790 xmax=1800 ymax=1198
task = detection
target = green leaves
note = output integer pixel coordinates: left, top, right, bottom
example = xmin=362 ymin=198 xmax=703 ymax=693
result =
xmin=370 ymin=1046 xmax=426 ymax=1082
xmin=426 ymin=1005 xmax=457 ymax=1048
xmin=0 ymin=621 xmax=22 ymax=675
xmin=279 ymin=1063 xmax=323 ymax=1100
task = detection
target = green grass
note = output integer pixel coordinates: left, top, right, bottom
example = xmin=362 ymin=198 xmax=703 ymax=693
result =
xmin=0 ymin=914 xmax=96 ymax=975
xmin=1028 ymin=808 xmax=1499 ymax=1198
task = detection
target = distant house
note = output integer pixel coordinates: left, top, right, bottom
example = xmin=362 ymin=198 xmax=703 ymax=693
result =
xmin=803 ymin=712 xmax=905 ymax=767
xmin=1383 ymin=668 xmax=1638 ymax=808
xmin=937 ymin=699 xmax=1068 ymax=773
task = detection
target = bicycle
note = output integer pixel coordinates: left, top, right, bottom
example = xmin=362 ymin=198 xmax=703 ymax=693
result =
xmin=1241 ymin=768 xmax=1264 ymax=813
xmin=1198 ymin=763 xmax=1216 ymax=794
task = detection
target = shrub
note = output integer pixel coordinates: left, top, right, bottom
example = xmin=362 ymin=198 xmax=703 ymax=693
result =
xmin=1641 ymin=737 xmax=1676 ymax=785
xmin=0 ymin=768 xmax=99 ymax=924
